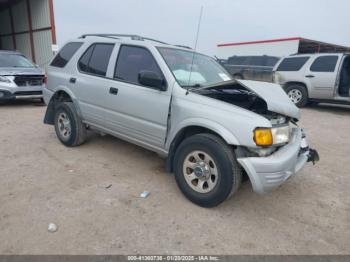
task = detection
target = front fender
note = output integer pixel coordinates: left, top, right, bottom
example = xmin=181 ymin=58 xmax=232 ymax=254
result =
xmin=165 ymin=118 xmax=241 ymax=151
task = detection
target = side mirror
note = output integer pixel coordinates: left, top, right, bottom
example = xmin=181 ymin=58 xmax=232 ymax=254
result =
xmin=138 ymin=70 xmax=166 ymax=91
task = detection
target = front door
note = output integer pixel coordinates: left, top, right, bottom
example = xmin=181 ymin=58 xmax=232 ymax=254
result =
xmin=103 ymin=45 xmax=172 ymax=149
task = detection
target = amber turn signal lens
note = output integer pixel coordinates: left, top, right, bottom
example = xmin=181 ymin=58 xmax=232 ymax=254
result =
xmin=254 ymin=128 xmax=273 ymax=146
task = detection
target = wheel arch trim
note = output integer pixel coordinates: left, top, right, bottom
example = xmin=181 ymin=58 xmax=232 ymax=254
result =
xmin=165 ymin=119 xmax=241 ymax=173
xmin=43 ymin=87 xmax=82 ymax=125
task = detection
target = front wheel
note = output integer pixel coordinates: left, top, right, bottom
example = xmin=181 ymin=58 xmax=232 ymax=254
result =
xmin=285 ymin=84 xmax=308 ymax=107
xmin=173 ymin=133 xmax=242 ymax=208
xmin=54 ymin=102 xmax=87 ymax=147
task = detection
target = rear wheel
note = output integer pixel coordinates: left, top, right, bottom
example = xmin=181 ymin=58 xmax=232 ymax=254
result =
xmin=285 ymin=84 xmax=308 ymax=107
xmin=174 ymin=133 xmax=242 ymax=208
xmin=54 ymin=102 xmax=86 ymax=147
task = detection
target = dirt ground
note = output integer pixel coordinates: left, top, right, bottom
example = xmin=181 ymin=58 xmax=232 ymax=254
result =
xmin=0 ymin=101 xmax=349 ymax=255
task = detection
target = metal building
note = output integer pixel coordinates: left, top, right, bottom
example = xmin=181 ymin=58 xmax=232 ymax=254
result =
xmin=0 ymin=0 xmax=56 ymax=68
xmin=217 ymin=37 xmax=350 ymax=59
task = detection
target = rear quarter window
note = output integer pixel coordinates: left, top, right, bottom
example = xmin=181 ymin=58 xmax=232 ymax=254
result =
xmin=310 ymin=56 xmax=338 ymax=72
xmin=78 ymin=43 xmax=115 ymax=77
xmin=51 ymin=42 xmax=83 ymax=68
xmin=277 ymin=57 xmax=310 ymax=71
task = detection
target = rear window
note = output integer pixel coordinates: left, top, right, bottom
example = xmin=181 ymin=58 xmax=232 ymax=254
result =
xmin=310 ymin=56 xmax=338 ymax=72
xmin=51 ymin=42 xmax=83 ymax=68
xmin=228 ymin=56 xmax=279 ymax=67
xmin=78 ymin=43 xmax=114 ymax=77
xmin=247 ymin=56 xmax=265 ymax=66
xmin=277 ymin=57 xmax=310 ymax=71
xmin=265 ymin=57 xmax=280 ymax=67
xmin=0 ymin=53 xmax=34 ymax=68
xmin=228 ymin=56 xmax=249 ymax=65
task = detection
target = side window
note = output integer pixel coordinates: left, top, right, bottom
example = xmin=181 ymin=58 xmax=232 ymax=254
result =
xmin=114 ymin=45 xmax=163 ymax=86
xmin=78 ymin=45 xmax=94 ymax=72
xmin=51 ymin=42 xmax=83 ymax=68
xmin=277 ymin=57 xmax=310 ymax=71
xmin=248 ymin=56 xmax=264 ymax=66
xmin=310 ymin=56 xmax=338 ymax=72
xmin=78 ymin=43 xmax=114 ymax=77
xmin=265 ymin=57 xmax=279 ymax=67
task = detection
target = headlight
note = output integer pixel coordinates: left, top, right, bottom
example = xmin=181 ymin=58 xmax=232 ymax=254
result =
xmin=0 ymin=76 xmax=11 ymax=83
xmin=254 ymin=125 xmax=290 ymax=147
xmin=271 ymin=125 xmax=290 ymax=144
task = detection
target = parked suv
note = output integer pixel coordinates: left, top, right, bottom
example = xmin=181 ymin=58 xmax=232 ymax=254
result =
xmin=0 ymin=50 xmax=45 ymax=101
xmin=273 ymin=53 xmax=350 ymax=107
xmin=43 ymin=34 xmax=319 ymax=207
xmin=220 ymin=55 xmax=280 ymax=82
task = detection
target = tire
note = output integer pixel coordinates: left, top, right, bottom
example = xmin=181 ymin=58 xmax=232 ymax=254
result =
xmin=308 ymin=101 xmax=319 ymax=106
xmin=285 ymin=84 xmax=308 ymax=107
xmin=54 ymin=102 xmax=87 ymax=147
xmin=173 ymin=133 xmax=242 ymax=208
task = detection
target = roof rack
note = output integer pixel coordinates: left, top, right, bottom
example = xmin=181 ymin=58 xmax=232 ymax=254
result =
xmin=79 ymin=34 xmax=168 ymax=44
xmin=174 ymin=45 xmax=192 ymax=49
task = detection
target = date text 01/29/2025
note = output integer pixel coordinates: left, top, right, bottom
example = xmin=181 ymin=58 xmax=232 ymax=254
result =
xmin=127 ymin=255 xmax=219 ymax=261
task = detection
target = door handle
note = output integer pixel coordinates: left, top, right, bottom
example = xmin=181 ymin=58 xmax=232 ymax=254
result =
xmin=109 ymin=87 xmax=119 ymax=95
xmin=305 ymin=75 xmax=315 ymax=78
xmin=69 ymin=77 xmax=77 ymax=84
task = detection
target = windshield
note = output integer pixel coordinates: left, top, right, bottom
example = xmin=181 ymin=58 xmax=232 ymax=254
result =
xmin=158 ymin=47 xmax=232 ymax=87
xmin=0 ymin=53 xmax=35 ymax=68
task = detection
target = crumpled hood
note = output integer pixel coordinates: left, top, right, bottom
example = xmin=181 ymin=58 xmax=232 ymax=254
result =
xmin=0 ymin=67 xmax=43 ymax=76
xmin=237 ymin=79 xmax=301 ymax=119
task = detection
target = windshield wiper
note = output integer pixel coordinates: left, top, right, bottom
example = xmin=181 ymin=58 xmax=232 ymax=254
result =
xmin=183 ymin=83 xmax=202 ymax=95
xmin=183 ymin=83 xmax=202 ymax=89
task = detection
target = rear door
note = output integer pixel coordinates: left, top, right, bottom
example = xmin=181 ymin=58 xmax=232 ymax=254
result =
xmin=74 ymin=43 xmax=115 ymax=126
xmin=304 ymin=55 xmax=341 ymax=99
xmin=274 ymin=56 xmax=310 ymax=85
xmin=102 ymin=45 xmax=172 ymax=149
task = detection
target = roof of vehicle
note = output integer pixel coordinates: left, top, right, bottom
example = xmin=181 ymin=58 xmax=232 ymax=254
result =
xmin=75 ymin=34 xmax=194 ymax=52
xmin=286 ymin=52 xmax=350 ymax=58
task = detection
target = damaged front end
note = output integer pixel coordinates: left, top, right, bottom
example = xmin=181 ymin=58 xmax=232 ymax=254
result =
xmin=191 ymin=79 xmax=300 ymax=121
xmin=190 ymin=79 xmax=319 ymax=193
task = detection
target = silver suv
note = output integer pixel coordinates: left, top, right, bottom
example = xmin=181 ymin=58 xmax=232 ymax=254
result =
xmin=43 ymin=34 xmax=319 ymax=207
xmin=0 ymin=50 xmax=45 ymax=101
xmin=273 ymin=53 xmax=350 ymax=107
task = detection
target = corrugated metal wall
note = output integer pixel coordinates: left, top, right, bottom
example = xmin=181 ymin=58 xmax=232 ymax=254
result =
xmin=12 ymin=1 xmax=29 ymax=33
xmin=15 ymin=33 xmax=32 ymax=58
xmin=31 ymin=0 xmax=53 ymax=67
xmin=0 ymin=9 xmax=12 ymax=35
xmin=33 ymin=30 xmax=53 ymax=67
xmin=0 ymin=0 xmax=55 ymax=68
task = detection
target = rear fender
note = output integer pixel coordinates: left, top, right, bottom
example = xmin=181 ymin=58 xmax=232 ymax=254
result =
xmin=43 ymin=88 xmax=81 ymax=125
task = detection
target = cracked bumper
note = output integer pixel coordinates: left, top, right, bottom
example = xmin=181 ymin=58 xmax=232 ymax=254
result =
xmin=238 ymin=128 xmax=317 ymax=194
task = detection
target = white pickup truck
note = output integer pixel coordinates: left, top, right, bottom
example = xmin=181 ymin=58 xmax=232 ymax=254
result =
xmin=272 ymin=53 xmax=350 ymax=107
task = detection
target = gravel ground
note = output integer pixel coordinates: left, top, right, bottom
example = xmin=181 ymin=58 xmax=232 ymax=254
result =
xmin=0 ymin=101 xmax=349 ymax=255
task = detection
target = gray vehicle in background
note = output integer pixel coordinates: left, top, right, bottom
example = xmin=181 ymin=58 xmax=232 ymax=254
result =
xmin=0 ymin=50 xmax=45 ymax=101
xmin=273 ymin=53 xmax=350 ymax=107
xmin=43 ymin=34 xmax=318 ymax=207
xmin=220 ymin=55 xmax=280 ymax=82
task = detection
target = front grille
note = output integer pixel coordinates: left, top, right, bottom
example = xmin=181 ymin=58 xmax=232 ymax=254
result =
xmin=14 ymin=75 xmax=44 ymax=87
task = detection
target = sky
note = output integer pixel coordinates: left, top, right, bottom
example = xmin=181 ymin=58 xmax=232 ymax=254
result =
xmin=53 ymin=0 xmax=350 ymax=56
